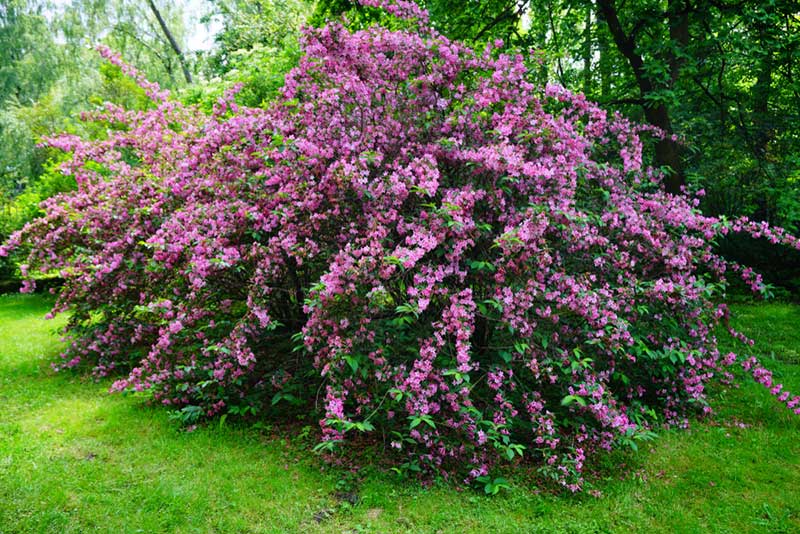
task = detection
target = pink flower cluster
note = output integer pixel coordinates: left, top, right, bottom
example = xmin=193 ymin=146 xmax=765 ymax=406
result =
xmin=4 ymin=0 xmax=798 ymax=490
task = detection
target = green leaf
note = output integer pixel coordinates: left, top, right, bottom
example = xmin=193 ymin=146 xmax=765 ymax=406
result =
xmin=344 ymin=355 xmax=359 ymax=373
xmin=561 ymin=395 xmax=587 ymax=407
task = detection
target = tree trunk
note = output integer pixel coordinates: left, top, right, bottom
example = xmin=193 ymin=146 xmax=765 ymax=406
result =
xmin=596 ymin=0 xmax=685 ymax=193
xmin=596 ymin=7 xmax=611 ymax=99
xmin=582 ymin=8 xmax=592 ymax=95
xmin=146 ymin=0 xmax=192 ymax=84
xmin=752 ymin=18 xmax=773 ymax=161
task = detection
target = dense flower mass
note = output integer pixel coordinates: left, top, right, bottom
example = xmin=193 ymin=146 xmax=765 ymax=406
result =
xmin=4 ymin=0 xmax=799 ymax=490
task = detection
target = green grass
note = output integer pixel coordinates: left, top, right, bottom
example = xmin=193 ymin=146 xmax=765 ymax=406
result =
xmin=1 ymin=294 xmax=798 ymax=533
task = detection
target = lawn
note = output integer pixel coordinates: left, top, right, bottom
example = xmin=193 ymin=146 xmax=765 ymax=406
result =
xmin=1 ymin=293 xmax=798 ymax=533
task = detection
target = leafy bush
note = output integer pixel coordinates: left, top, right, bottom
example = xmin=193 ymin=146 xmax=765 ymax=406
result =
xmin=3 ymin=0 xmax=799 ymax=491
xmin=0 ymin=157 xmax=77 ymax=288
xmin=183 ymin=36 xmax=304 ymax=112
xmin=687 ymin=148 xmax=800 ymax=296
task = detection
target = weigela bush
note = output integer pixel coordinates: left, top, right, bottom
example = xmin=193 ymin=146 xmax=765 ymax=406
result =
xmin=4 ymin=0 xmax=799 ymax=490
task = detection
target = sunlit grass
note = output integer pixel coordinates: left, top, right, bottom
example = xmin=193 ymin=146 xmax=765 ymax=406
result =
xmin=1 ymin=294 xmax=798 ymax=533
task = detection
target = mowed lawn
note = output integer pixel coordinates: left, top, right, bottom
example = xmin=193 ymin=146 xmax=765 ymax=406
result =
xmin=1 ymin=294 xmax=798 ymax=534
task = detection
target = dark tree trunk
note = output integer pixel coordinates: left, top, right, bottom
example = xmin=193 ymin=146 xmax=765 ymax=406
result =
xmin=146 ymin=0 xmax=193 ymax=84
xmin=752 ymin=20 xmax=773 ymax=161
xmin=752 ymin=59 xmax=773 ymax=159
xmin=596 ymin=7 xmax=611 ymax=99
xmin=582 ymin=8 xmax=592 ymax=95
xmin=596 ymin=0 xmax=686 ymax=194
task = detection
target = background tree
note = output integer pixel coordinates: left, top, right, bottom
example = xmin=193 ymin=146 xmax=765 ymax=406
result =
xmin=0 ymin=0 xmax=63 ymax=194
xmin=312 ymin=0 xmax=800 ymax=293
xmin=0 ymin=0 xmax=200 ymax=286
xmin=192 ymin=0 xmax=312 ymax=107
xmin=1 ymin=0 xmax=197 ymax=198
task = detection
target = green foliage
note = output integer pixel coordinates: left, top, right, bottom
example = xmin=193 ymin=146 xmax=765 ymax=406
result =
xmin=92 ymin=62 xmax=153 ymax=111
xmin=0 ymin=91 xmax=75 ymax=196
xmin=182 ymin=0 xmax=311 ymax=110
xmin=0 ymin=1 xmax=67 ymax=198
xmin=0 ymin=0 xmax=193 ymax=220
xmin=60 ymin=0 xmax=196 ymax=89
xmin=205 ymin=0 xmax=311 ymax=74
xmin=311 ymin=0 xmax=429 ymax=31
xmin=0 ymin=157 xmax=77 ymax=286
xmin=0 ymin=0 xmax=63 ymax=106
xmin=185 ymin=37 xmax=304 ymax=111
xmin=475 ymin=475 xmax=511 ymax=495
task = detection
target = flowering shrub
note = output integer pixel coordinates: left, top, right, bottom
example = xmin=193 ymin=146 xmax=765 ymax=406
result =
xmin=4 ymin=0 xmax=799 ymax=491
